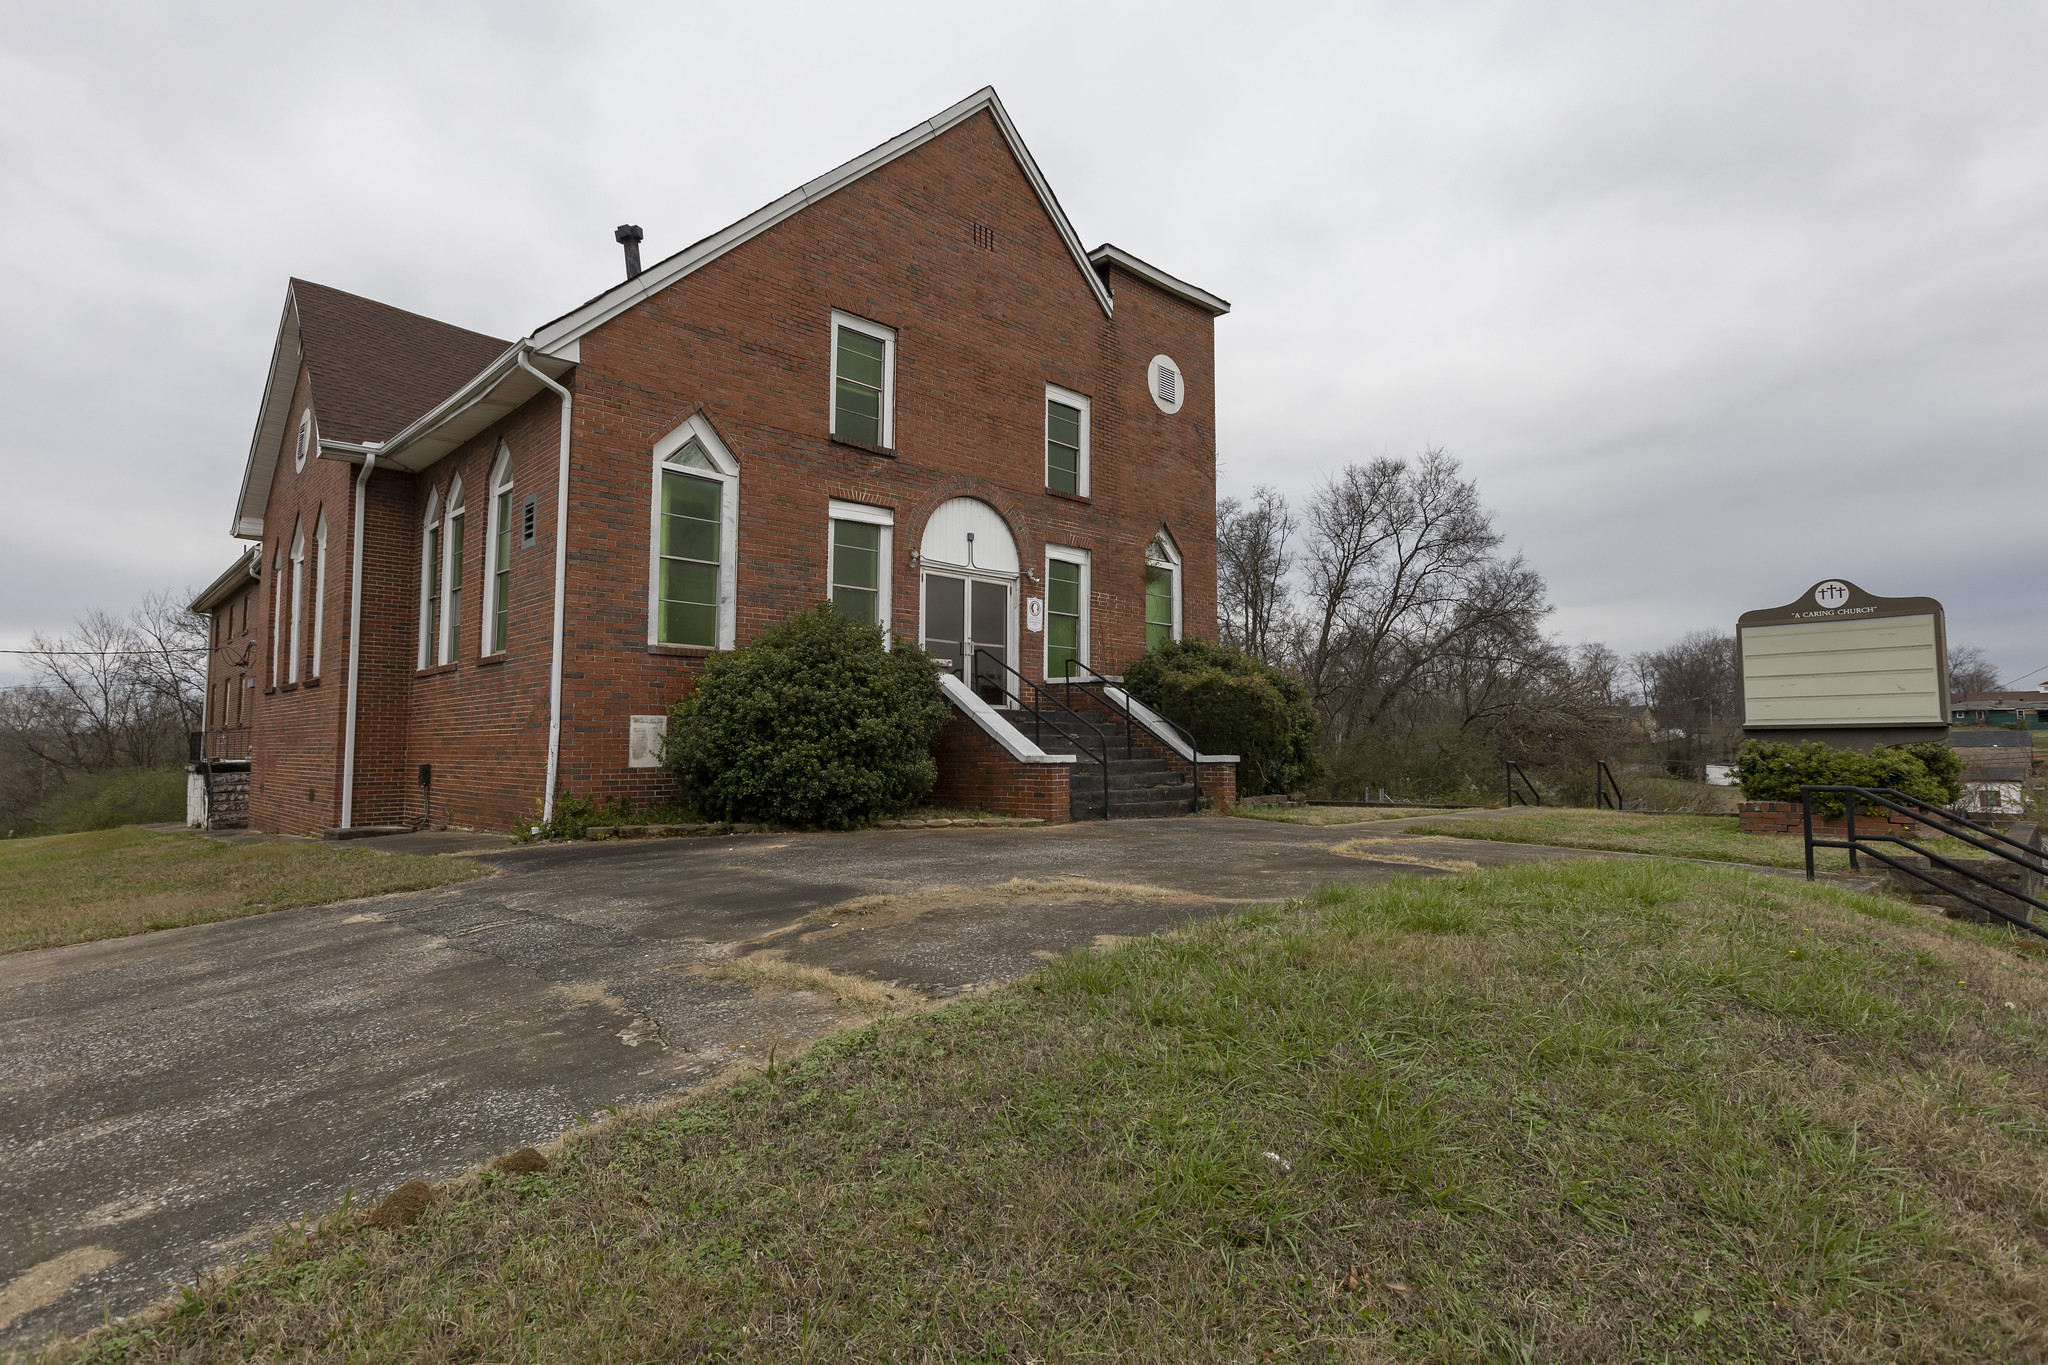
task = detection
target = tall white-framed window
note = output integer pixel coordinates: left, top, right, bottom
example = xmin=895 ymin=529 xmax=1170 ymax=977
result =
xmin=419 ymin=487 xmax=442 ymax=669
xmin=829 ymin=310 xmax=896 ymax=449
xmin=483 ymin=446 xmax=514 ymax=655
xmin=269 ymin=545 xmax=282 ymax=685
xmin=1045 ymin=385 xmax=1090 ymax=498
xmin=440 ymin=478 xmax=466 ymax=664
xmin=311 ymin=512 xmax=328 ymax=678
xmin=1145 ymin=529 xmax=1183 ymax=652
xmin=647 ymin=414 xmax=740 ymax=649
xmin=295 ymin=410 xmax=314 ymax=473
xmin=827 ymin=499 xmax=894 ymax=637
xmin=1044 ymin=545 xmax=1090 ymax=680
xmin=287 ymin=520 xmax=305 ymax=683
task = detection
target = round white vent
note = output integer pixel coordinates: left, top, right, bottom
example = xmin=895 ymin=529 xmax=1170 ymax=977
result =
xmin=1148 ymin=354 xmax=1184 ymax=415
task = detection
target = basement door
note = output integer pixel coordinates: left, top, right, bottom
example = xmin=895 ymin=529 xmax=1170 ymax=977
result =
xmin=922 ymin=572 xmax=1011 ymax=706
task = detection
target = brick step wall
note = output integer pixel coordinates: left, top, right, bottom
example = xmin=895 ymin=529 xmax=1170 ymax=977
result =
xmin=1738 ymin=800 xmax=1929 ymax=839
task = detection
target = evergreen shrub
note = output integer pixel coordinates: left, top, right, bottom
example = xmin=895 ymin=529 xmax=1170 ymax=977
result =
xmin=1732 ymin=739 xmax=1963 ymax=816
xmin=1121 ymin=639 xmax=1322 ymax=797
xmin=662 ymin=605 xmax=951 ymax=827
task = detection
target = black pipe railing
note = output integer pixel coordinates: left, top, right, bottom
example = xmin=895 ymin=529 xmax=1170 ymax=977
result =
xmin=1062 ymin=659 xmax=1207 ymax=812
xmin=1594 ymin=761 xmax=1625 ymax=811
xmin=969 ymin=649 xmax=1112 ymax=820
xmin=1506 ymin=761 xmax=1541 ymax=807
xmin=1799 ymin=784 xmax=2048 ymax=941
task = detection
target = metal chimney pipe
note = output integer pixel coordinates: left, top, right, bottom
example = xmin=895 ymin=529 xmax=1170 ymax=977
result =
xmin=615 ymin=224 xmax=644 ymax=280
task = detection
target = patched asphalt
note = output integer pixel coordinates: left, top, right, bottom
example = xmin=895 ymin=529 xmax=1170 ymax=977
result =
xmin=1 ymin=810 xmax=1578 ymax=1349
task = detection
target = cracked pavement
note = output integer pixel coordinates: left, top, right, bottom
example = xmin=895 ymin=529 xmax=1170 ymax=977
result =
xmin=0 ymin=811 xmax=1579 ymax=1350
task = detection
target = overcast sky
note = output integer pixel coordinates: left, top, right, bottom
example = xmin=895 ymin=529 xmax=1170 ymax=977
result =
xmin=3 ymin=1 xmax=2044 ymax=686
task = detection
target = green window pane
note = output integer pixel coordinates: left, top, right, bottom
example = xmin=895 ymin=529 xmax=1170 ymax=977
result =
xmin=661 ymin=513 xmax=720 ymax=563
xmin=667 ymin=438 xmax=714 ymax=470
xmin=492 ymin=490 xmax=511 ymax=654
xmin=660 ymin=601 xmax=717 ymax=647
xmin=1048 ymin=559 xmax=1080 ymax=616
xmin=662 ymin=470 xmax=722 ymax=523
xmin=833 ymin=584 xmax=878 ymax=625
xmin=1146 ymin=564 xmax=1174 ymax=652
xmin=493 ymin=571 xmax=509 ymax=653
xmin=446 ymin=513 xmax=464 ymax=590
xmin=1047 ymin=401 xmax=1081 ymax=448
xmin=837 ymin=327 xmax=886 ymax=387
xmin=661 ymin=558 xmax=718 ymax=607
xmin=832 ymin=520 xmax=880 ymax=592
xmin=1047 ymin=559 xmax=1081 ymax=679
xmin=835 ymin=326 xmax=886 ymax=445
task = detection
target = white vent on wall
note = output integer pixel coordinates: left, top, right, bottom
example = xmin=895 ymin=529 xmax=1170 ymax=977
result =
xmin=295 ymin=411 xmax=312 ymax=471
xmin=1149 ymin=354 xmax=1184 ymax=415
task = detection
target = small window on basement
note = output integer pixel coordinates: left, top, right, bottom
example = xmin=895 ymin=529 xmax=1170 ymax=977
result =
xmin=830 ymin=312 xmax=895 ymax=449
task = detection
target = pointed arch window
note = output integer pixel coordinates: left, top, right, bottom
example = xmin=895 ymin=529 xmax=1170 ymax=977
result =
xmin=441 ymin=478 xmax=466 ymax=663
xmin=287 ymin=520 xmax=305 ymax=683
xmin=420 ymin=487 xmax=442 ymax=669
xmin=483 ymin=448 xmax=514 ymax=654
xmin=647 ymin=417 xmax=740 ymax=649
xmin=269 ymin=544 xmax=283 ymax=685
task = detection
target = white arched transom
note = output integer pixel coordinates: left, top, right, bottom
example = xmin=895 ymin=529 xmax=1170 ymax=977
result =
xmin=920 ymin=497 xmax=1018 ymax=575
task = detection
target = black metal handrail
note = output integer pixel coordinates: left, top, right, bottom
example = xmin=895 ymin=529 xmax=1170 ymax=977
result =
xmin=1055 ymin=659 xmax=1134 ymax=757
xmin=1062 ymin=659 xmax=1208 ymax=812
xmin=1506 ymin=761 xmax=1541 ymax=807
xmin=1595 ymin=761 xmax=1625 ymax=811
xmin=1799 ymin=784 xmax=2048 ymax=941
xmin=969 ymin=649 xmax=1112 ymax=820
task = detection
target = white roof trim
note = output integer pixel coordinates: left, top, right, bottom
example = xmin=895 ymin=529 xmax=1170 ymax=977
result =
xmin=232 ymin=289 xmax=304 ymax=539
xmin=939 ymin=674 xmax=1076 ymax=765
xmin=529 ymin=87 xmax=1112 ymax=356
xmin=1088 ymin=245 xmax=1231 ymax=317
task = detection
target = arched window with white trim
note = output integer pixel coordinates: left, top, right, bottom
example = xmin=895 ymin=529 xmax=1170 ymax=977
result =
xmin=269 ymin=544 xmax=282 ymax=685
xmin=647 ymin=416 xmax=740 ymax=649
xmin=287 ymin=520 xmax=305 ymax=683
xmin=441 ymin=477 xmax=466 ymax=664
xmin=483 ymin=447 xmax=514 ymax=655
xmin=420 ymin=487 xmax=442 ymax=669
xmin=311 ymin=512 xmax=328 ymax=677
xmin=1145 ymin=529 xmax=1182 ymax=652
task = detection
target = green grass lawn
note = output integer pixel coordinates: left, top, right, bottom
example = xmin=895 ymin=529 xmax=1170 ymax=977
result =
xmin=0 ymin=827 xmax=487 ymax=953
xmin=1403 ymin=809 xmax=1981 ymax=873
xmin=54 ymin=860 xmax=2048 ymax=1363
xmin=1233 ymin=804 xmax=1455 ymax=826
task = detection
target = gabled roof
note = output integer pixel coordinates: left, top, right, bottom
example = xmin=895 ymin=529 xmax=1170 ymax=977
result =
xmin=230 ymin=281 xmax=507 ymax=537
xmin=190 ymin=546 xmax=261 ymax=612
xmin=526 ymin=87 xmax=1114 ymax=355
xmin=1088 ymin=244 xmax=1231 ymax=317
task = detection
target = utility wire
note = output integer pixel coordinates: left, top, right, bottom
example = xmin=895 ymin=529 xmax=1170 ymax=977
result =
xmin=0 ymin=648 xmax=207 ymax=656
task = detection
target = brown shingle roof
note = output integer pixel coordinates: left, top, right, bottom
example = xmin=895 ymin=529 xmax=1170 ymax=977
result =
xmin=291 ymin=279 xmax=510 ymax=445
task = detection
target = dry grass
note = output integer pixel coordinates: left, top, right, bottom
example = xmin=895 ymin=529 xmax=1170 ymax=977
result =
xmin=1233 ymin=804 xmax=1455 ymax=826
xmin=45 ymin=861 xmax=2048 ymax=1363
xmin=689 ymin=955 xmax=924 ymax=1016
xmin=0 ymin=827 xmax=486 ymax=953
xmin=1326 ymin=837 xmax=1483 ymax=872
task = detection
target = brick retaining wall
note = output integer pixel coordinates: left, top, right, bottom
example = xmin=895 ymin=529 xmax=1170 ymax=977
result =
xmin=926 ymin=713 xmax=1073 ymax=823
xmin=1738 ymin=800 xmax=1929 ymax=839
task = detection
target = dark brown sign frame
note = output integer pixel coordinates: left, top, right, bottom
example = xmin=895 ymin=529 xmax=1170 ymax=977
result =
xmin=1735 ymin=579 xmax=1949 ymax=749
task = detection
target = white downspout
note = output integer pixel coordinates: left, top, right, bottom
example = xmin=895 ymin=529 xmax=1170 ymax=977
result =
xmin=516 ymin=347 xmax=572 ymax=825
xmin=339 ymin=445 xmax=379 ymax=828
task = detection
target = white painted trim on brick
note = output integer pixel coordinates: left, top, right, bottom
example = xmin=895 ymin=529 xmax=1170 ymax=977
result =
xmin=1043 ymin=544 xmax=1090 ymax=681
xmin=234 ymin=290 xmax=303 ymax=538
xmin=311 ymin=512 xmax=327 ymax=678
xmin=481 ymin=444 xmax=514 ymax=657
xmin=827 ymin=500 xmax=894 ymax=640
xmin=1146 ymin=527 xmax=1183 ymax=644
xmin=1087 ymin=244 xmax=1231 ymax=317
xmin=938 ymin=673 xmax=1076 ymax=764
xmin=829 ymin=311 xmax=896 ymax=449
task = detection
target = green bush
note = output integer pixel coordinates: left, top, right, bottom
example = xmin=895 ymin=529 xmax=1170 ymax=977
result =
xmin=516 ymin=793 xmax=704 ymax=842
xmin=662 ymin=605 xmax=951 ymax=827
xmin=25 ymin=766 xmax=187 ymax=835
xmin=1121 ymin=639 xmax=1322 ymax=797
xmin=1731 ymin=739 xmax=1963 ymax=816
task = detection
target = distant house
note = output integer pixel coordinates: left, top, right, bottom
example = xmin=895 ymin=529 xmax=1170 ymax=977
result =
xmin=1949 ymin=731 xmax=2033 ymax=817
xmin=1951 ymin=690 xmax=2048 ymax=730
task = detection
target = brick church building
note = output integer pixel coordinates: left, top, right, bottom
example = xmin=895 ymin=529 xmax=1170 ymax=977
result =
xmin=191 ymin=88 xmax=1234 ymax=836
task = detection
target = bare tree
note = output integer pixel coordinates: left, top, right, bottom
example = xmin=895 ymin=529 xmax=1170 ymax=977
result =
xmin=1947 ymin=645 xmax=2002 ymax=697
xmin=1216 ymin=485 xmax=1293 ymax=661
xmin=1631 ymin=628 xmax=1740 ymax=773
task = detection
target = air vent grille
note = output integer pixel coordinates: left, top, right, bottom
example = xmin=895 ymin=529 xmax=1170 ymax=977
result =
xmin=971 ymin=221 xmax=997 ymax=250
xmin=521 ymin=495 xmax=538 ymax=546
xmin=1147 ymin=355 xmax=1185 ymax=414
xmin=1155 ymin=364 xmax=1176 ymax=405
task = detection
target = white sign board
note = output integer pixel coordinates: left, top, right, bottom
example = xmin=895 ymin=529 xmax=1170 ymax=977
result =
xmin=627 ymin=714 xmax=668 ymax=769
xmin=1737 ymin=580 xmax=1947 ymax=730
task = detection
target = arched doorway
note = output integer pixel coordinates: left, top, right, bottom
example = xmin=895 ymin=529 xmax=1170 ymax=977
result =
xmin=919 ymin=498 xmax=1018 ymax=705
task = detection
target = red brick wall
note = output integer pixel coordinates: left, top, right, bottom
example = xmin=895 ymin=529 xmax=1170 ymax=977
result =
xmin=242 ymin=111 xmax=1217 ymax=834
xmin=1197 ymin=760 xmax=1237 ymax=813
xmin=926 ymin=712 xmax=1073 ymax=823
xmin=1738 ymin=800 xmax=1929 ymax=839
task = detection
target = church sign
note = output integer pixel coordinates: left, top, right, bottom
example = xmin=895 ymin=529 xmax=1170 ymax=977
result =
xmin=1737 ymin=579 xmax=1949 ymax=746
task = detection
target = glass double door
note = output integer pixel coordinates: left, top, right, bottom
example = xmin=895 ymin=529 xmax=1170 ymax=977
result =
xmin=923 ymin=572 xmax=1010 ymax=705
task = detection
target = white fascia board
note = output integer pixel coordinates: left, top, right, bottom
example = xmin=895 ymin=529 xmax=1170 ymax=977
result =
xmin=1087 ymin=245 xmax=1231 ymax=317
xmin=231 ymin=289 xmax=304 ymax=540
xmin=939 ymin=673 xmax=1076 ymax=764
xmin=527 ymin=87 xmax=1112 ymax=356
xmin=190 ymin=547 xmax=260 ymax=613
xmin=1104 ymin=686 xmax=1238 ymax=764
xmin=373 ymin=345 xmax=570 ymax=472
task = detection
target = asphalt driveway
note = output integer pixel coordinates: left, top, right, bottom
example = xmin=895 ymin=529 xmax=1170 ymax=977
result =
xmin=1 ymin=811 xmax=1577 ymax=1349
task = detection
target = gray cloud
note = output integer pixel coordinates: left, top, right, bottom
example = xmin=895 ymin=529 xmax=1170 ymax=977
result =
xmin=3 ymin=1 xmax=2043 ymax=687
